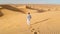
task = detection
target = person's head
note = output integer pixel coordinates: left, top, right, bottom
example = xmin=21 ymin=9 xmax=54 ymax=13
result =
xmin=28 ymin=12 xmax=30 ymax=14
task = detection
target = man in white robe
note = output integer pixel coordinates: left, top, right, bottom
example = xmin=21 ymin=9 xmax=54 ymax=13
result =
xmin=27 ymin=12 xmax=32 ymax=26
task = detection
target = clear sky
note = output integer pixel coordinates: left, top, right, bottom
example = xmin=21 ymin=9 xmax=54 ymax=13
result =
xmin=0 ymin=0 xmax=60 ymax=4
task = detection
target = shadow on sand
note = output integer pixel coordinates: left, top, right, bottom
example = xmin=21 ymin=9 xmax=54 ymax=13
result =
xmin=0 ymin=11 xmax=4 ymax=17
xmin=31 ymin=18 xmax=49 ymax=25
xmin=0 ymin=5 xmax=25 ymax=14
xmin=26 ymin=5 xmax=46 ymax=13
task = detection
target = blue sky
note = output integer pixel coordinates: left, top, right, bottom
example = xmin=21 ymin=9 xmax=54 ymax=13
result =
xmin=0 ymin=0 xmax=60 ymax=4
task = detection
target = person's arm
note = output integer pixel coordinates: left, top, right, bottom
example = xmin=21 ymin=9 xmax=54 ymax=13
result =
xmin=30 ymin=15 xmax=32 ymax=19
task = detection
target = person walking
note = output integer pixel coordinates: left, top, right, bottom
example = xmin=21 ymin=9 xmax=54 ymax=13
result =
xmin=27 ymin=12 xmax=32 ymax=26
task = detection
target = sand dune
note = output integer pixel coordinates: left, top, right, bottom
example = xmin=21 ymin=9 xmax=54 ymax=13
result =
xmin=0 ymin=4 xmax=60 ymax=34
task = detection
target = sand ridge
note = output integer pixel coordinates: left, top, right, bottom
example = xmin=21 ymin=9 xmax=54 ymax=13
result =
xmin=0 ymin=4 xmax=60 ymax=34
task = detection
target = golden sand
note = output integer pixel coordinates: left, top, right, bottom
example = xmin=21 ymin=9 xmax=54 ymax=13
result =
xmin=0 ymin=4 xmax=60 ymax=34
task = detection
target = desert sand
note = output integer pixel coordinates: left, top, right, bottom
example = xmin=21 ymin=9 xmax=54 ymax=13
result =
xmin=0 ymin=4 xmax=60 ymax=34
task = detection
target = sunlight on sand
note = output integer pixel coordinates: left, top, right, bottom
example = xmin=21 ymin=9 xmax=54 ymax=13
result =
xmin=0 ymin=4 xmax=60 ymax=34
